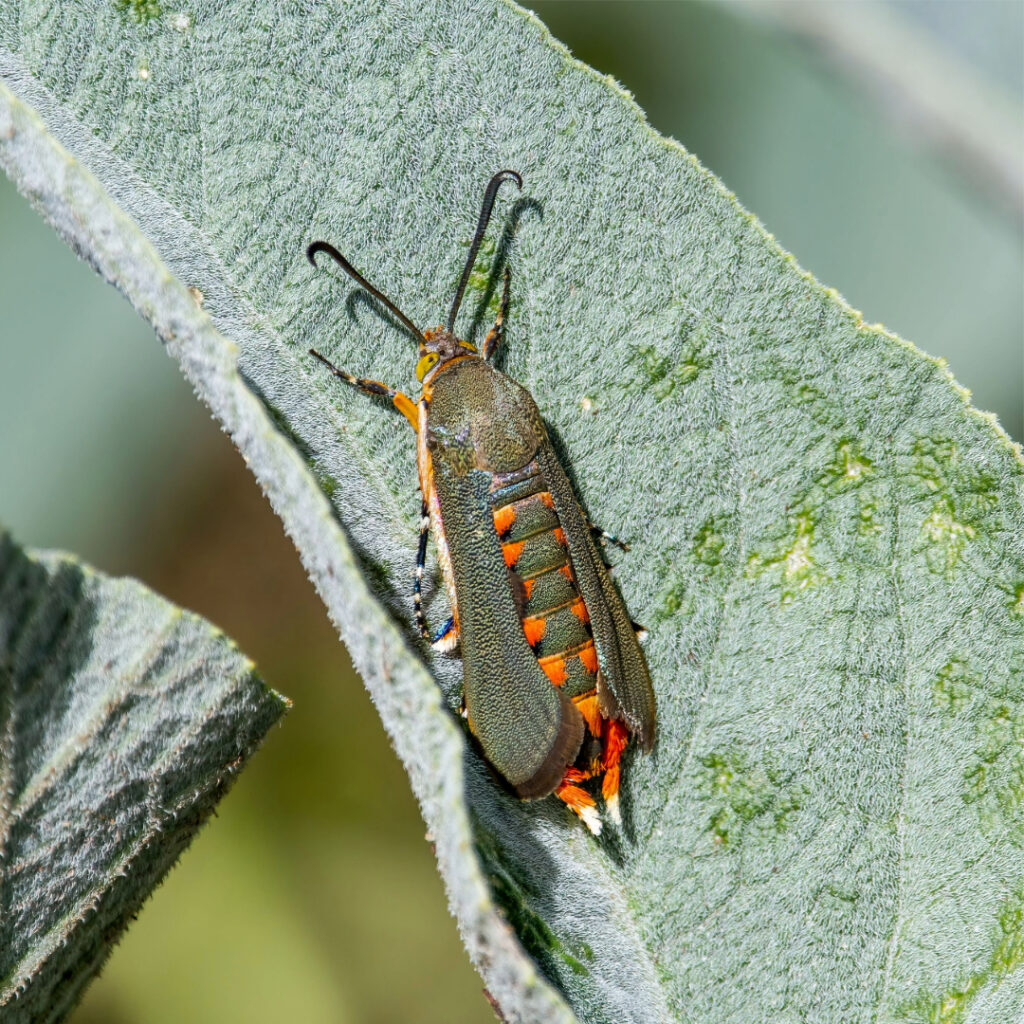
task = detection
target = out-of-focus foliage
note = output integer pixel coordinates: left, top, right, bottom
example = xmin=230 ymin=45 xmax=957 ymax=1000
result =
xmin=0 ymin=530 xmax=286 ymax=1022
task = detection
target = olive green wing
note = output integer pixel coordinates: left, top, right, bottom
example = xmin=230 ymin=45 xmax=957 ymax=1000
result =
xmin=430 ymin=448 xmax=584 ymax=798
xmin=534 ymin=443 xmax=656 ymax=751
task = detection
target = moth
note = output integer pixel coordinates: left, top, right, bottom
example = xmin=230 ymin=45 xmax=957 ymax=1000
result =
xmin=306 ymin=171 xmax=655 ymax=833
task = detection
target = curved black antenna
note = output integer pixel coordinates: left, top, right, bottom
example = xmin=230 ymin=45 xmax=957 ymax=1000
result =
xmin=307 ymin=240 xmax=426 ymax=343
xmin=446 ymin=170 xmax=523 ymax=333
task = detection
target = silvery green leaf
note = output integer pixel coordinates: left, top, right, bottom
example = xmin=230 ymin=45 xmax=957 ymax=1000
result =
xmin=0 ymin=531 xmax=287 ymax=1022
xmin=2 ymin=3 xmax=1023 ymax=1021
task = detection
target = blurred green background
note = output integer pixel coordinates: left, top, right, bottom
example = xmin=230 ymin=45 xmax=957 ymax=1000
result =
xmin=0 ymin=2 xmax=1020 ymax=1022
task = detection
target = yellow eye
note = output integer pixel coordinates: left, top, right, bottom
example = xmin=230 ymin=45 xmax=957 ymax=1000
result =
xmin=459 ymin=341 xmax=478 ymax=353
xmin=416 ymin=352 xmax=440 ymax=381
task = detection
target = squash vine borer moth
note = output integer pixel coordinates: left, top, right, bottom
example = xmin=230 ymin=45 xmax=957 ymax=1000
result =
xmin=306 ymin=171 xmax=656 ymax=834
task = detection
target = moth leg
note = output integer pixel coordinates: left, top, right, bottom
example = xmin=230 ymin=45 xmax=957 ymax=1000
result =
xmin=589 ymin=523 xmax=629 ymax=553
xmin=556 ymin=767 xmax=601 ymax=836
xmin=413 ymin=500 xmax=432 ymax=641
xmin=481 ymin=266 xmax=511 ymax=362
xmin=600 ymin=719 xmax=630 ymax=827
xmin=309 ymin=348 xmax=418 ymax=429
xmin=412 ymin=501 xmax=461 ymax=651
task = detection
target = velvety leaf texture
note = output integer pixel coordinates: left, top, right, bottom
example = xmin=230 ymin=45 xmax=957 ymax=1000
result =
xmin=2 ymin=2 xmax=1023 ymax=1021
xmin=0 ymin=531 xmax=287 ymax=1022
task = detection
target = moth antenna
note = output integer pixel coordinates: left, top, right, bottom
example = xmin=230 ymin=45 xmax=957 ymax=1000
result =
xmin=307 ymin=240 xmax=426 ymax=343
xmin=446 ymin=169 xmax=522 ymax=333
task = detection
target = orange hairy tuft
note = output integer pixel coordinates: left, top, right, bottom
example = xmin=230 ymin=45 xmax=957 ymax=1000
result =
xmin=502 ymin=541 xmax=525 ymax=568
xmin=539 ymin=491 xmax=555 ymax=509
xmin=574 ymin=693 xmax=604 ymax=737
xmin=539 ymin=655 xmax=567 ymax=686
xmin=561 ymin=766 xmax=591 ymax=785
xmin=578 ymin=642 xmax=598 ymax=675
xmin=522 ymin=616 xmax=547 ymax=648
xmin=556 ymin=781 xmax=601 ymax=833
xmin=553 ymin=528 xmax=567 ymax=546
xmin=557 ymin=766 xmax=603 ymax=833
xmin=493 ymin=505 xmax=516 ymax=536
xmin=571 ymin=598 xmax=590 ymax=624
xmin=556 ymin=781 xmax=596 ymax=813
xmin=603 ymin=718 xmax=629 ymax=769
xmin=521 ymin=578 xmax=536 ymax=600
xmin=601 ymin=764 xmax=621 ymax=804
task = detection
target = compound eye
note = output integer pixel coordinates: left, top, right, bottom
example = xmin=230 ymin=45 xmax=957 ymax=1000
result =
xmin=458 ymin=341 xmax=478 ymax=354
xmin=416 ymin=352 xmax=440 ymax=382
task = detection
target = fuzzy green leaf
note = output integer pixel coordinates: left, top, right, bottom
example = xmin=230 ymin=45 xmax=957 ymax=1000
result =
xmin=2 ymin=3 xmax=1023 ymax=1021
xmin=0 ymin=531 xmax=287 ymax=1022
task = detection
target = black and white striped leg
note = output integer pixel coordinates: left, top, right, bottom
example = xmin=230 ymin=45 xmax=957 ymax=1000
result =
xmin=413 ymin=504 xmax=459 ymax=652
xmin=413 ymin=500 xmax=431 ymax=641
xmin=482 ymin=267 xmax=511 ymax=362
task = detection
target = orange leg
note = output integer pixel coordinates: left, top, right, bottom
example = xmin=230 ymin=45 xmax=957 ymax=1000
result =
xmin=600 ymin=719 xmax=630 ymax=826
xmin=308 ymin=349 xmax=418 ymax=429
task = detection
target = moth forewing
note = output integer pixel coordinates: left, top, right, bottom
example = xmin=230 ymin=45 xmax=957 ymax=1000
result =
xmin=421 ymin=369 xmax=585 ymax=797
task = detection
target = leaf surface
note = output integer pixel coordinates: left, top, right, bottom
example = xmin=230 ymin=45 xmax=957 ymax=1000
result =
xmin=0 ymin=531 xmax=287 ymax=1022
xmin=2 ymin=3 xmax=1023 ymax=1021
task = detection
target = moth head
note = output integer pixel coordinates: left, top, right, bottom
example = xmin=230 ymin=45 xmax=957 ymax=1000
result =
xmin=417 ymin=327 xmax=478 ymax=382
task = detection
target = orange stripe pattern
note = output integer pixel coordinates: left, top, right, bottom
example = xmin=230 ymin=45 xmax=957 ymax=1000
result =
xmin=493 ymin=504 xmax=516 ymax=537
xmin=522 ymin=616 xmax=547 ymax=648
xmin=538 ymin=654 xmax=567 ymax=687
xmin=502 ymin=540 xmax=524 ymax=568
xmin=489 ymin=462 xmax=633 ymax=832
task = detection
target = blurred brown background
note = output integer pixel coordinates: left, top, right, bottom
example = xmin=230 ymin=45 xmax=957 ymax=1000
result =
xmin=0 ymin=2 xmax=1020 ymax=1021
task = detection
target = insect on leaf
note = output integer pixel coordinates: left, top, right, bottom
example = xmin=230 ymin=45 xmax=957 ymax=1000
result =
xmin=2 ymin=2 xmax=1023 ymax=1021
